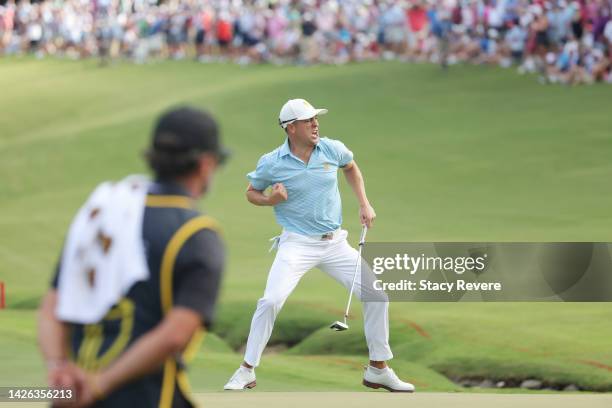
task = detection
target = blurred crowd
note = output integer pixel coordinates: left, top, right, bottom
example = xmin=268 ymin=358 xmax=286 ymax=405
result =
xmin=1 ymin=0 xmax=612 ymax=85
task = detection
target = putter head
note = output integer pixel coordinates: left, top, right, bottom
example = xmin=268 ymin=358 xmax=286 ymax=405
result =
xmin=330 ymin=320 xmax=349 ymax=331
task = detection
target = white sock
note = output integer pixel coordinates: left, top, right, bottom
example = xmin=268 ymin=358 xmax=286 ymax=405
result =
xmin=368 ymin=365 xmax=388 ymax=374
xmin=241 ymin=365 xmax=254 ymax=372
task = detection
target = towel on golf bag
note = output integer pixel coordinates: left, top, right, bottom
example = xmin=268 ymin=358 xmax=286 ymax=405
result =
xmin=56 ymin=175 xmax=150 ymax=324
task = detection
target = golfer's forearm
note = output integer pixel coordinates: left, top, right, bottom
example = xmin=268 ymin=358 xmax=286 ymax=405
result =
xmin=37 ymin=291 xmax=69 ymax=364
xmin=246 ymin=189 xmax=274 ymax=206
xmin=98 ymin=308 xmax=199 ymax=395
xmin=343 ymin=165 xmax=370 ymax=207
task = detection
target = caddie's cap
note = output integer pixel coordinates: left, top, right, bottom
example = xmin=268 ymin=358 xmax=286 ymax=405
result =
xmin=278 ymin=99 xmax=328 ymax=129
xmin=151 ymin=106 xmax=230 ymax=164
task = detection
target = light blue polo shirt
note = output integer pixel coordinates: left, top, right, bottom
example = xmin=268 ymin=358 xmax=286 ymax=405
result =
xmin=247 ymin=137 xmax=354 ymax=235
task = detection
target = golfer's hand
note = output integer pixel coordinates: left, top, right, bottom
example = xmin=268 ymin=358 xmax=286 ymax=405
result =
xmin=268 ymin=183 xmax=288 ymax=206
xmin=360 ymin=204 xmax=376 ymax=228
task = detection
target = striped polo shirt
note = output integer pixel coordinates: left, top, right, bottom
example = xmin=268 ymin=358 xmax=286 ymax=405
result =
xmin=247 ymin=137 xmax=353 ymax=235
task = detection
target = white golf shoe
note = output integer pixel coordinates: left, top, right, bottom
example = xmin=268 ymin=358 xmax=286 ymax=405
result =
xmin=224 ymin=366 xmax=257 ymax=390
xmin=363 ymin=366 xmax=415 ymax=393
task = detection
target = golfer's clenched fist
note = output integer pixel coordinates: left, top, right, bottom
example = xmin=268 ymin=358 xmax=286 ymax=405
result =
xmin=268 ymin=183 xmax=288 ymax=205
xmin=245 ymin=182 xmax=288 ymax=206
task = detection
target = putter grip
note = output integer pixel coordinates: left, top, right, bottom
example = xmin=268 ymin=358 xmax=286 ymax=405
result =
xmin=359 ymin=226 xmax=368 ymax=246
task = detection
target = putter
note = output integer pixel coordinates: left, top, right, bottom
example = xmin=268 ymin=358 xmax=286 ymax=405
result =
xmin=330 ymin=225 xmax=368 ymax=331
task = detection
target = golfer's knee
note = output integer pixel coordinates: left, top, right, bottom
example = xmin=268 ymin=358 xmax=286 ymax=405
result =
xmin=258 ymin=295 xmax=284 ymax=311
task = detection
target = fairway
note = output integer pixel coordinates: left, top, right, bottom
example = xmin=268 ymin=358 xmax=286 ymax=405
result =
xmin=1 ymin=57 xmax=612 ymax=396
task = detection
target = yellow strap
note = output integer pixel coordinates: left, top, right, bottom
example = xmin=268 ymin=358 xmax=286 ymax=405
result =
xmin=74 ymin=299 xmax=135 ymax=371
xmin=183 ymin=330 xmax=206 ymax=363
xmin=177 ymin=371 xmax=193 ymax=400
xmin=77 ymin=324 xmax=103 ymax=370
xmin=176 ymin=330 xmax=206 ymax=406
xmin=96 ymin=299 xmax=134 ymax=369
xmin=159 ymin=359 xmax=177 ymax=408
xmin=159 ymin=216 xmax=220 ymax=314
xmin=158 ymin=216 xmax=220 ymax=408
xmin=146 ymin=195 xmax=194 ymax=210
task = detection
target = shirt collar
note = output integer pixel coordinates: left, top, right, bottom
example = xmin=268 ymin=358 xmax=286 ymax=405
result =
xmin=149 ymin=180 xmax=192 ymax=197
xmin=280 ymin=138 xmax=321 ymax=158
xmin=280 ymin=138 xmax=292 ymax=157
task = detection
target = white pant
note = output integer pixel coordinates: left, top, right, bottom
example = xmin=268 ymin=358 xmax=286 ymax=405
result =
xmin=243 ymin=229 xmax=393 ymax=367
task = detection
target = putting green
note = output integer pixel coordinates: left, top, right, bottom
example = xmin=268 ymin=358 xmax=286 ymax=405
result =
xmin=194 ymin=392 xmax=612 ymax=408
xmin=5 ymin=392 xmax=612 ymax=408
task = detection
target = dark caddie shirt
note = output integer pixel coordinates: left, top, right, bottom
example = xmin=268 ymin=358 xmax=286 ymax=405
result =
xmin=52 ymin=181 xmax=224 ymax=408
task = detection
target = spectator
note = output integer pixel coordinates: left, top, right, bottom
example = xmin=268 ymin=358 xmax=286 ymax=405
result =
xmin=2 ymin=0 xmax=611 ymax=85
xmin=506 ymin=17 xmax=527 ymax=64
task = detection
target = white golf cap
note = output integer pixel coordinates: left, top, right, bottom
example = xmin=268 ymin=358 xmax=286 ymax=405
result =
xmin=278 ymin=99 xmax=328 ymax=128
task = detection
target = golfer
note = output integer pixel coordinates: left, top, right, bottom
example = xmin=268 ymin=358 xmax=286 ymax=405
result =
xmin=38 ymin=107 xmax=228 ymax=407
xmin=224 ymin=99 xmax=414 ymax=392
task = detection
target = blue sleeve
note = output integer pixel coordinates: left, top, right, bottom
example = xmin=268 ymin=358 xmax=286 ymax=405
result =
xmin=327 ymin=139 xmax=354 ymax=167
xmin=247 ymin=155 xmax=272 ymax=190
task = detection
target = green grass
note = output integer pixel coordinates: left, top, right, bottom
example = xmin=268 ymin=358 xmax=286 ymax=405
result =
xmin=1 ymin=57 xmax=612 ymax=392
